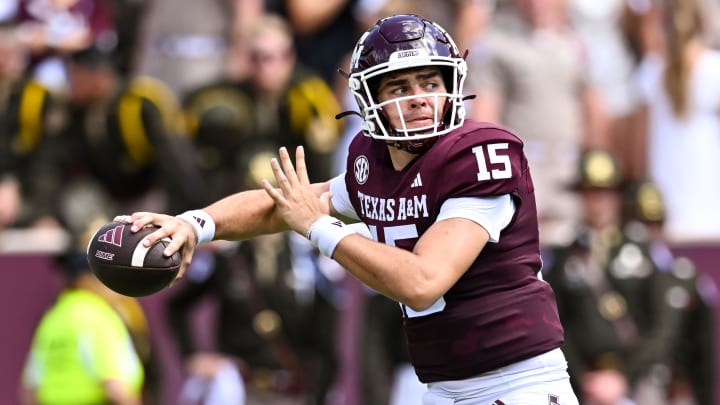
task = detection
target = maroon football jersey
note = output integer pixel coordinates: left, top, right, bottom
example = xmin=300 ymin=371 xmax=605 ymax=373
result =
xmin=343 ymin=119 xmax=564 ymax=382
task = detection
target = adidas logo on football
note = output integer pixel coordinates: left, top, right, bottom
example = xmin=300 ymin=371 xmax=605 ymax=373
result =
xmin=98 ymin=225 xmax=124 ymax=247
xmin=193 ymin=216 xmax=206 ymax=228
xmin=410 ymin=173 xmax=423 ymax=188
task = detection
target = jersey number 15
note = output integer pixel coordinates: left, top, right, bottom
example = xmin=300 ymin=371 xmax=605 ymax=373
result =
xmin=473 ymin=143 xmax=511 ymax=181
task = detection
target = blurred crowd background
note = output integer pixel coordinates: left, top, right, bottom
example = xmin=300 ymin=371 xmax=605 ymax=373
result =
xmin=1 ymin=0 xmax=720 ymax=404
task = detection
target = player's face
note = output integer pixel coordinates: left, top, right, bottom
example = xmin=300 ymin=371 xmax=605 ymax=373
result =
xmin=376 ymin=67 xmax=447 ymax=132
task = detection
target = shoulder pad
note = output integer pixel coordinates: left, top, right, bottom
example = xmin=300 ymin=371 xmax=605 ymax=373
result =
xmin=436 ymin=125 xmax=526 ymax=197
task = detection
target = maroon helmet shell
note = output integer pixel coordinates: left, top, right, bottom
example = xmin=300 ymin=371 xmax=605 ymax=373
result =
xmin=347 ymin=14 xmax=468 ymax=148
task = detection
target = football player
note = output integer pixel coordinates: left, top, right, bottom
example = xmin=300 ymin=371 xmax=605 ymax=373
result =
xmin=125 ymin=14 xmax=578 ymax=405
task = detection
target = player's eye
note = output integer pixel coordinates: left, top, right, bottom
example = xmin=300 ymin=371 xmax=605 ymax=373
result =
xmin=392 ymin=86 xmax=408 ymax=95
xmin=424 ymin=81 xmax=440 ymax=91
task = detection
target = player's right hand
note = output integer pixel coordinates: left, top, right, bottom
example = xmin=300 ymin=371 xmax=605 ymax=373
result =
xmin=115 ymin=212 xmax=197 ymax=279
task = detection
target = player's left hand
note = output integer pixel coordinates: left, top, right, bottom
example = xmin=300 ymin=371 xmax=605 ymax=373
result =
xmin=262 ymin=146 xmax=331 ymax=236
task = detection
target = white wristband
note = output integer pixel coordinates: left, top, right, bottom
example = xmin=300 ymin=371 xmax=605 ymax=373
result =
xmin=306 ymin=215 xmax=355 ymax=258
xmin=177 ymin=209 xmax=216 ymax=244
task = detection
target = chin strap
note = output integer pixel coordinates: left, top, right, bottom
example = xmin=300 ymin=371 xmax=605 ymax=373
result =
xmin=335 ymin=110 xmax=362 ymax=120
xmin=334 ymin=69 xmax=362 ymax=121
xmin=390 ymin=136 xmax=439 ymax=154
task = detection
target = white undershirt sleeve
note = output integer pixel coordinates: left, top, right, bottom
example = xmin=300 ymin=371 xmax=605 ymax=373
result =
xmin=436 ymin=195 xmax=516 ymax=243
xmin=329 ymin=174 xmax=360 ymax=220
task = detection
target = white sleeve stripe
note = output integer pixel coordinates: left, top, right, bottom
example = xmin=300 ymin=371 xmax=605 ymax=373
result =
xmin=329 ymin=173 xmax=360 ymax=220
xmin=437 ymin=195 xmax=515 ymax=243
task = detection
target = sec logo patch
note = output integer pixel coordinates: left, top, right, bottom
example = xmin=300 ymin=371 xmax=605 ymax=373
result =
xmin=354 ymin=155 xmax=369 ymax=185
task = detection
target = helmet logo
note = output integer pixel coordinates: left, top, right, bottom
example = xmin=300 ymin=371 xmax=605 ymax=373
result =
xmin=397 ymin=49 xmax=419 ymax=58
xmin=354 ymin=155 xmax=370 ymax=185
xmin=350 ymin=32 xmax=369 ymax=70
xmin=389 ymin=48 xmax=429 ymax=63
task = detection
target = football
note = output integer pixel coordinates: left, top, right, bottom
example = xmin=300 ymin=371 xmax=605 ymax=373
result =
xmin=86 ymin=221 xmax=181 ymax=297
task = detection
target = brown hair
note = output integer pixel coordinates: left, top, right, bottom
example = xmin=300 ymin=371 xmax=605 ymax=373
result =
xmin=662 ymin=0 xmax=704 ymax=118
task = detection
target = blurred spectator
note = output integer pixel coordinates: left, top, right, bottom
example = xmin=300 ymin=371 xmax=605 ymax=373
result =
xmin=0 ymin=56 xmax=58 ymax=229
xmin=268 ymin=0 xmax=359 ymax=89
xmin=621 ymin=180 xmax=717 ymax=405
xmin=360 ymin=292 xmax=424 ymax=405
xmin=111 ymin=292 xmax=162 ymax=405
xmin=403 ymin=0 xmax=494 ymax=52
xmin=107 ymin=0 xmax=147 ymax=76
xmin=170 ymin=13 xmax=344 ymax=405
xmin=698 ymin=0 xmax=720 ymax=49
xmin=544 ymin=150 xmax=689 ymax=405
xmin=10 ymin=45 xmax=204 ymax=237
xmin=616 ymin=0 xmax=660 ymax=183
xmin=631 ymin=0 xmax=720 ymax=243
xmin=14 ymin=0 xmax=117 ymax=93
xmin=19 ymin=234 xmax=144 ymax=405
xmin=167 ymin=234 xmax=340 ymax=405
xmin=0 ymin=28 xmax=28 ymax=145
xmin=0 ymin=175 xmax=21 ymax=230
xmin=467 ymin=0 xmax=611 ymax=248
xmin=0 ymin=0 xmax=19 ymax=24
xmin=135 ymin=0 xmax=263 ymax=97
xmin=228 ymin=0 xmax=268 ymax=80
xmin=0 ymin=29 xmax=30 ymax=230
xmin=0 ymin=43 xmax=202 ymax=246
xmin=183 ymin=13 xmax=343 ymax=192
xmin=568 ymin=0 xmax=645 ymax=180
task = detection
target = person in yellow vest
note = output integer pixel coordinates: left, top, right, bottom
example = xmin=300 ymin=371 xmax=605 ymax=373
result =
xmin=19 ymin=247 xmax=144 ymax=405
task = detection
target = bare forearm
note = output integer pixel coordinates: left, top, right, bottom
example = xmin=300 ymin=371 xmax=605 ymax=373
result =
xmin=331 ymin=235 xmax=437 ymax=311
xmin=204 ymin=189 xmax=289 ymax=240
xmin=204 ymin=181 xmax=332 ymax=240
xmin=329 ymin=218 xmax=486 ymax=311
